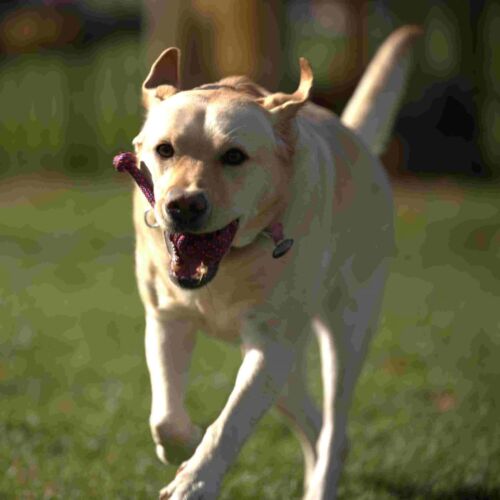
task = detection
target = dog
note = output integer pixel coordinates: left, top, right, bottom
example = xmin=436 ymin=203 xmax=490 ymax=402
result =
xmin=128 ymin=25 xmax=422 ymax=500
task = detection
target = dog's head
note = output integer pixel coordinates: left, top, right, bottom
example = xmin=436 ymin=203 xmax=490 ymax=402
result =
xmin=134 ymin=48 xmax=313 ymax=289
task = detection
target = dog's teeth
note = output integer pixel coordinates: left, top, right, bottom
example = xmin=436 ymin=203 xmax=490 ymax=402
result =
xmin=193 ymin=262 xmax=208 ymax=281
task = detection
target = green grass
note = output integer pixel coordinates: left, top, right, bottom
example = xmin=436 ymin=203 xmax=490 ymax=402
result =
xmin=1 ymin=177 xmax=500 ymax=499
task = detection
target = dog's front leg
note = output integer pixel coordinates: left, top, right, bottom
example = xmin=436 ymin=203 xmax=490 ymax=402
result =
xmin=160 ymin=319 xmax=298 ymax=500
xmin=145 ymin=310 xmax=202 ymax=465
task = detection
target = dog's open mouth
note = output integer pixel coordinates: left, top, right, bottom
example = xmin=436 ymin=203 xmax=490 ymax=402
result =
xmin=167 ymin=220 xmax=239 ymax=289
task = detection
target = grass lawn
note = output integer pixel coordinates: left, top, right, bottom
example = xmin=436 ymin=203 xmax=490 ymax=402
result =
xmin=1 ymin=175 xmax=500 ymax=499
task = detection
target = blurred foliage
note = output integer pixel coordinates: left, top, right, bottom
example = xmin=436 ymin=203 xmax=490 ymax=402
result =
xmin=1 ymin=1 xmax=498 ymax=179
xmin=0 ymin=35 xmax=143 ymax=179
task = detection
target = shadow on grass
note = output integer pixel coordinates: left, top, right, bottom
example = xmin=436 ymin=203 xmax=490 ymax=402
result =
xmin=365 ymin=476 xmax=500 ymax=500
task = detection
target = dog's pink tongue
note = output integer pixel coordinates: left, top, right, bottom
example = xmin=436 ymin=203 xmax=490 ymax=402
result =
xmin=170 ymin=220 xmax=238 ymax=279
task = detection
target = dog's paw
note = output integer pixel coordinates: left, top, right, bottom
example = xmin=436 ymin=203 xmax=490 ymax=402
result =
xmin=151 ymin=419 xmax=203 ymax=465
xmin=159 ymin=462 xmax=219 ymax=500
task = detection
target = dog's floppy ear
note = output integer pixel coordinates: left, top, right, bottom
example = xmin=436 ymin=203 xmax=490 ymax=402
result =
xmin=142 ymin=47 xmax=181 ymax=107
xmin=258 ymin=58 xmax=313 ymax=122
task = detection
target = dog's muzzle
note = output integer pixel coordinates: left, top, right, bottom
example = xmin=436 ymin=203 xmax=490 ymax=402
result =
xmin=113 ymin=153 xmax=293 ymax=291
xmin=164 ymin=189 xmax=211 ymax=233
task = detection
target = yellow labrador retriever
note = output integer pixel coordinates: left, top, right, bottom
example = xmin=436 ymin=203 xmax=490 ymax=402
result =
xmin=126 ymin=26 xmax=422 ymax=500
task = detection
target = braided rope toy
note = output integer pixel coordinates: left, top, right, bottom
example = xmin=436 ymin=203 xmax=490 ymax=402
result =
xmin=112 ymin=152 xmax=293 ymax=259
xmin=113 ymin=152 xmax=155 ymax=207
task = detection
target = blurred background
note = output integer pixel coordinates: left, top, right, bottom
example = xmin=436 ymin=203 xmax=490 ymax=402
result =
xmin=0 ymin=0 xmax=498 ymax=178
xmin=1 ymin=1 xmax=500 ymax=499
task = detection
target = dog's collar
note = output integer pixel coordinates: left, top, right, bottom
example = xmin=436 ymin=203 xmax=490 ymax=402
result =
xmin=261 ymin=223 xmax=294 ymax=259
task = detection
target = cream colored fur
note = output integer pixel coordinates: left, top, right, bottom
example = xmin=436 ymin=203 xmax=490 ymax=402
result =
xmin=129 ymin=26 xmax=422 ymax=500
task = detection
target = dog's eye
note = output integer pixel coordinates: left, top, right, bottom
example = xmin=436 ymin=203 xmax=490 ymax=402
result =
xmin=221 ymin=148 xmax=248 ymax=166
xmin=156 ymin=143 xmax=174 ymax=159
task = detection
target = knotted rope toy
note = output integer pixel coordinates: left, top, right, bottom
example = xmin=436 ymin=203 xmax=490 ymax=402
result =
xmin=112 ymin=151 xmax=294 ymax=259
xmin=113 ymin=152 xmax=155 ymax=207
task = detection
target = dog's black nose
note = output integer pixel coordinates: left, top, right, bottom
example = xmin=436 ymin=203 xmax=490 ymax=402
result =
xmin=165 ymin=190 xmax=210 ymax=230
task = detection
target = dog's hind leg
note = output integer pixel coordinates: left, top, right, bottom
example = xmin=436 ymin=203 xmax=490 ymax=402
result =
xmin=305 ymin=259 xmax=390 ymax=500
xmin=275 ymin=335 xmax=322 ymax=492
xmin=145 ymin=310 xmax=202 ymax=465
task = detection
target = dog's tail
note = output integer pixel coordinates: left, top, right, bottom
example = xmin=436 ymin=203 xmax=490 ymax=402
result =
xmin=340 ymin=25 xmax=423 ymax=155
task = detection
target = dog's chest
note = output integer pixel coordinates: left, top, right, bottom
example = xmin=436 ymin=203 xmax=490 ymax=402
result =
xmin=194 ymin=297 xmax=244 ymax=342
xmin=190 ymin=245 xmax=289 ymax=341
